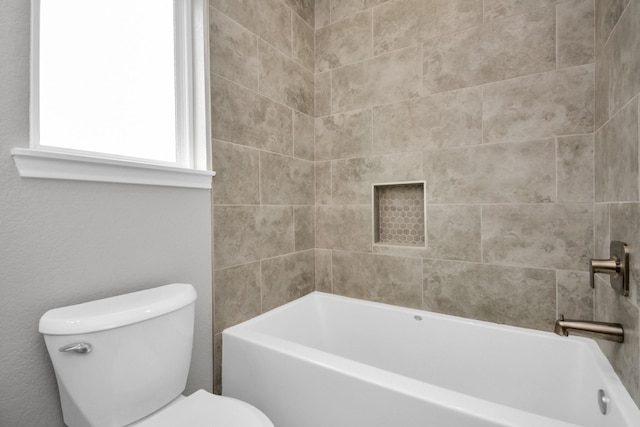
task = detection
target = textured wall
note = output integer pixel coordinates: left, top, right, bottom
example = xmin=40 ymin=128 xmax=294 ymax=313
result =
xmin=209 ymin=0 xmax=316 ymax=393
xmin=593 ymin=0 xmax=640 ymax=407
xmin=0 ymin=2 xmax=213 ymax=426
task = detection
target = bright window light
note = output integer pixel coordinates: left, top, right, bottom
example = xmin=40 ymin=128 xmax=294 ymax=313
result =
xmin=38 ymin=0 xmax=178 ymax=163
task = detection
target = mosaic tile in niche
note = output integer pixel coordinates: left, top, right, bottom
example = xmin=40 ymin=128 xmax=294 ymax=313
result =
xmin=374 ymin=183 xmax=425 ymax=247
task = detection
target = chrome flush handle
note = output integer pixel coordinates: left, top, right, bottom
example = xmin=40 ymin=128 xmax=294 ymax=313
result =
xmin=59 ymin=342 xmax=93 ymax=354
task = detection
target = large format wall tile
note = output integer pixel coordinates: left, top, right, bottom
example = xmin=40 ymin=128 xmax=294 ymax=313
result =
xmin=332 ymin=45 xmax=423 ymax=113
xmin=315 ymin=109 xmax=372 ymax=160
xmin=426 ymin=205 xmax=481 ymax=262
xmin=557 ymin=0 xmax=595 ymax=69
xmin=374 ymin=0 xmax=482 ymax=55
xmin=482 ymin=204 xmax=594 ymax=271
xmin=294 ymin=206 xmax=315 ymax=251
xmin=594 ymin=97 xmax=639 ymax=202
xmin=315 ymin=249 xmax=333 ymax=292
xmin=483 ymin=65 xmax=594 ymax=142
xmin=331 ymin=0 xmax=389 ymax=23
xmin=332 ymin=153 xmax=423 ymax=205
xmin=595 ymin=49 xmax=609 ymax=130
xmin=260 ymin=152 xmax=314 ymax=205
xmin=373 ymin=87 xmax=482 ymax=154
xmin=316 ymin=205 xmax=372 ymax=252
xmin=333 ymin=251 xmax=423 ymax=308
xmin=209 ymin=8 xmax=258 ymax=90
xmin=316 ymin=11 xmax=372 ymax=73
xmin=422 ymin=6 xmax=555 ymax=94
xmin=315 ymin=161 xmax=332 ymax=205
xmin=315 ymin=72 xmax=331 ymax=117
xmin=557 ymin=134 xmax=594 ymax=203
xmin=483 ymin=0 xmax=562 ymax=21
xmin=212 ymin=139 xmax=260 ymax=205
xmin=261 ymin=250 xmax=315 ymax=311
xmin=595 ymin=0 xmax=630 ymax=54
xmin=214 ymin=262 xmax=261 ymax=334
xmin=212 ymin=0 xmax=291 ymax=55
xmin=214 ymin=206 xmax=294 ymax=269
xmin=293 ymin=14 xmax=314 ymax=72
xmin=556 ymin=270 xmax=593 ymax=320
xmin=283 ymin=0 xmax=314 ymax=26
xmin=211 ymin=75 xmax=292 ymax=155
xmin=294 ymin=111 xmax=314 ymax=161
xmin=423 ymin=140 xmax=556 ymax=204
xmin=259 ymin=41 xmax=314 ymax=116
xmin=315 ymin=0 xmax=330 ymax=28
xmin=596 ymin=0 xmax=640 ymax=123
xmin=423 ymin=259 xmax=556 ymax=330
xmin=594 ymin=203 xmax=611 ymax=260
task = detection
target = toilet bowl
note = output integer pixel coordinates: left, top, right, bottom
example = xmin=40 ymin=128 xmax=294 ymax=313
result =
xmin=39 ymin=283 xmax=273 ymax=427
xmin=130 ymin=390 xmax=272 ymax=427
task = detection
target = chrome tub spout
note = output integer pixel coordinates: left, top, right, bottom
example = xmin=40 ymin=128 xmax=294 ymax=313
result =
xmin=554 ymin=315 xmax=624 ymax=343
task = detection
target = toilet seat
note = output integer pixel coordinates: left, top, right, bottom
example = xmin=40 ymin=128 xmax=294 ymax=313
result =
xmin=131 ymin=390 xmax=273 ymax=427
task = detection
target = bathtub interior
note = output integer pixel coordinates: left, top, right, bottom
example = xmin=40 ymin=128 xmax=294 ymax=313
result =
xmin=231 ymin=292 xmax=638 ymax=426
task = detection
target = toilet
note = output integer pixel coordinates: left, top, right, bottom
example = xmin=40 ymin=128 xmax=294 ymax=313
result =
xmin=39 ymin=283 xmax=273 ymax=427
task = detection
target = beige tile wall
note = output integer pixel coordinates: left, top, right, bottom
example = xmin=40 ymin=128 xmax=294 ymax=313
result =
xmin=314 ymin=0 xmax=595 ymax=328
xmin=314 ymin=0 xmax=637 ymax=407
xmin=209 ymin=0 xmax=315 ymax=393
xmin=210 ymin=0 xmax=640 ymax=407
xmin=594 ymin=0 xmax=640 ymax=404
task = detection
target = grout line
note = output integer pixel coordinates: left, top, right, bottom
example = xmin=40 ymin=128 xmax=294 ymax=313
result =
xmin=555 ymin=2 xmax=559 ymax=71
xmin=212 ymin=137 xmax=314 ymax=163
xmin=480 ymin=205 xmax=484 ymax=263
xmin=212 ymin=72 xmax=296 ymax=118
xmin=595 ymin=93 xmax=640 ymax=135
xmin=480 ymin=85 xmax=484 ymax=143
xmin=292 ymin=110 xmax=296 ymax=157
xmin=258 ymin=151 xmax=263 ymax=205
xmin=600 ymin=0 xmax=631 ymax=52
xmin=317 ymin=63 xmax=592 ymax=119
xmin=555 ymin=269 xmax=560 ymax=318
xmin=214 ymin=201 xmax=612 ymax=208
xmin=329 ymin=249 xmax=334 ymax=294
xmin=259 ymin=259 xmax=263 ymax=313
xmin=320 ymin=248 xmax=570 ymax=273
xmin=555 ymin=137 xmax=559 ymax=203
xmin=293 ymin=205 xmax=297 ymax=252
xmin=329 ymin=65 xmax=333 ymax=115
xmin=212 ymin=5 xmax=310 ymax=70
xmin=329 ymin=157 xmax=333 ymax=205
xmin=370 ymin=8 xmax=375 ymax=57
xmin=256 ymin=32 xmax=260 ymax=93
xmin=216 ymin=249 xmax=317 ymax=273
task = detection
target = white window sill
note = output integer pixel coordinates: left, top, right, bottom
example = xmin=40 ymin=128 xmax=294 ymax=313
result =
xmin=11 ymin=148 xmax=215 ymax=189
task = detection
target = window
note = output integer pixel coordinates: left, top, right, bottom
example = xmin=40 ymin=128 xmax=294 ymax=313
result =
xmin=13 ymin=0 xmax=213 ymax=188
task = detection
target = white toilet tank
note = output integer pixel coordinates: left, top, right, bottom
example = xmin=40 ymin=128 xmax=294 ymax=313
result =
xmin=39 ymin=283 xmax=197 ymax=427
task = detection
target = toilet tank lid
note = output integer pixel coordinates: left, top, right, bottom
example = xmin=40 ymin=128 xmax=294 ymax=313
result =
xmin=39 ymin=283 xmax=197 ymax=335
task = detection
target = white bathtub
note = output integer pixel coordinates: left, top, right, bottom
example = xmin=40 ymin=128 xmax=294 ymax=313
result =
xmin=222 ymin=292 xmax=640 ymax=427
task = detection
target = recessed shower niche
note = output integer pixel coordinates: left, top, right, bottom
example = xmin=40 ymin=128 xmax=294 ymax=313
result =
xmin=373 ymin=182 xmax=426 ymax=247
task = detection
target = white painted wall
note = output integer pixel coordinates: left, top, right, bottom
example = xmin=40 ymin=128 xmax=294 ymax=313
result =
xmin=0 ymin=2 xmax=213 ymax=426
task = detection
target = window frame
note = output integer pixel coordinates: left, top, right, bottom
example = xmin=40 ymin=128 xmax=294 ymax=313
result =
xmin=13 ymin=0 xmax=214 ymax=188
